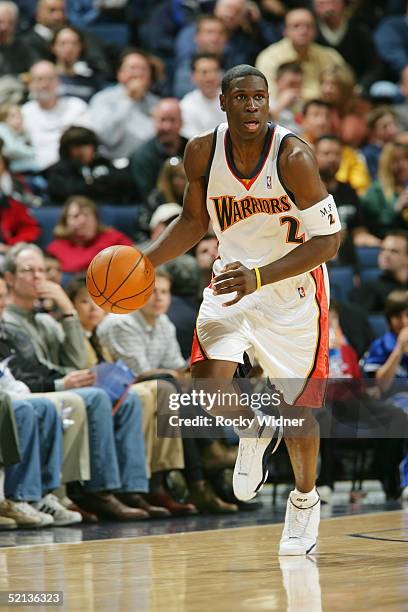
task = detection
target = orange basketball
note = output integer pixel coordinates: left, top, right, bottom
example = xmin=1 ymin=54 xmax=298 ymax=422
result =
xmin=86 ymin=245 xmax=155 ymax=313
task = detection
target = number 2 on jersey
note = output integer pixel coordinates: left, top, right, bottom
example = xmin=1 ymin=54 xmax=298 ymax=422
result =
xmin=280 ymin=216 xmax=305 ymax=244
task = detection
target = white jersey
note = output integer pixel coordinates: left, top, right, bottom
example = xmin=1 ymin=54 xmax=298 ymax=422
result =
xmin=206 ymin=122 xmax=308 ymax=271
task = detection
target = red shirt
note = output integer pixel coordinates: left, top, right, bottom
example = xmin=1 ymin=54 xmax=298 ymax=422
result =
xmin=47 ymin=227 xmax=133 ymax=272
xmin=0 ymin=197 xmax=41 ymax=245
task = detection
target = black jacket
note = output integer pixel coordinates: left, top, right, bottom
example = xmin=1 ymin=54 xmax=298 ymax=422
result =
xmin=0 ymin=321 xmax=60 ymax=392
xmin=45 ymin=155 xmax=137 ymax=205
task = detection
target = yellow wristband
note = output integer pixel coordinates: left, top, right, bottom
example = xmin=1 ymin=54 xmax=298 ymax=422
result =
xmin=254 ymin=267 xmax=262 ymax=290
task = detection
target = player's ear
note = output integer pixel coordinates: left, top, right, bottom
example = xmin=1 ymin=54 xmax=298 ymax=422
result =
xmin=220 ymin=93 xmax=226 ymax=112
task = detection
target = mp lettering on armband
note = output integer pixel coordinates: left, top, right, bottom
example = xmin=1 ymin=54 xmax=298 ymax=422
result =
xmin=299 ymin=195 xmax=342 ymax=237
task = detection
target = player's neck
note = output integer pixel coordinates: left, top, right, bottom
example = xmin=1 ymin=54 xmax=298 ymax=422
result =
xmin=228 ymin=126 xmax=269 ymax=167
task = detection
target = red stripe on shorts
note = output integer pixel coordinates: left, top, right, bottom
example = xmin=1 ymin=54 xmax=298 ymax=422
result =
xmin=295 ymin=265 xmax=329 ymax=407
xmin=190 ymin=327 xmax=208 ymax=367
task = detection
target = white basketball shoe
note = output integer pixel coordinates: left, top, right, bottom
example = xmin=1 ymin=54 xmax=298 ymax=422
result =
xmin=233 ymin=412 xmax=283 ymax=501
xmin=279 ymin=490 xmax=320 ymax=556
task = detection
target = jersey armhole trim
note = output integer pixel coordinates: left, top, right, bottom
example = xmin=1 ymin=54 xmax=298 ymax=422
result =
xmin=277 ymin=133 xmax=308 ymax=208
xmin=205 ymin=126 xmax=218 ymax=191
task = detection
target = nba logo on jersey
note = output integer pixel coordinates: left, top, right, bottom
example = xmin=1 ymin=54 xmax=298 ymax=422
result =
xmin=266 ymin=175 xmax=272 ymax=189
xmin=298 ymin=287 xmax=306 ymax=298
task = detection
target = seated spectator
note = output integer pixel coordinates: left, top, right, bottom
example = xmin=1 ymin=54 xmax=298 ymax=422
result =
xmin=176 ymin=0 xmax=278 ymax=93
xmin=319 ymin=65 xmax=370 ymax=148
xmin=140 ymin=157 xmax=186 ymax=238
xmin=315 ymin=135 xmax=380 ymax=266
xmin=24 ymin=0 xmax=112 ymax=83
xmin=0 ymin=2 xmax=39 ymax=77
xmin=362 ymin=289 xmax=408 ymax=499
xmin=97 ymin=269 xmax=238 ymax=514
xmin=180 ymin=53 xmax=225 ymax=139
xmin=317 ymin=301 xmax=362 ymax=502
xmin=301 ymin=99 xmax=371 ymax=195
xmin=22 ymin=61 xmax=89 ymax=171
xmin=3 ymin=242 xmax=152 ymax=521
xmin=0 ymin=273 xmax=86 ymax=527
xmin=350 ymin=231 xmax=408 ymax=312
xmin=66 ymin=275 xmax=197 ymax=517
xmin=173 ymin=15 xmax=228 ymax=99
xmin=313 ymin=0 xmax=380 ymax=91
xmin=361 ymin=107 xmax=399 ymax=180
xmin=256 ymin=8 xmax=346 ymax=101
xmin=45 ymin=126 xmax=135 ymax=204
xmin=361 ymin=142 xmax=408 ymax=237
xmin=374 ymin=4 xmax=408 ymax=82
xmin=164 ymin=254 xmax=201 ymax=357
xmin=195 ymin=232 xmax=219 ymax=291
xmin=130 ymin=98 xmax=188 ymax=199
xmin=88 ymin=49 xmax=160 ymax=159
xmin=47 ymin=196 xmax=133 ymax=273
xmin=0 ymin=139 xmax=41 ymax=262
xmin=0 ymin=104 xmax=40 ymax=174
xmin=51 ymin=26 xmax=104 ymax=102
xmin=269 ymin=62 xmax=304 ymax=134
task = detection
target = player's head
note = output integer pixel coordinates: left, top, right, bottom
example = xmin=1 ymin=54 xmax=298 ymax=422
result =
xmin=220 ymin=65 xmax=269 ymax=140
xmin=385 ymin=289 xmax=408 ymax=332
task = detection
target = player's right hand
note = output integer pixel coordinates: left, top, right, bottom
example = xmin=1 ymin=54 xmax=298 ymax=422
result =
xmin=212 ymin=261 xmax=257 ymax=306
xmin=62 ymin=369 xmax=96 ymax=389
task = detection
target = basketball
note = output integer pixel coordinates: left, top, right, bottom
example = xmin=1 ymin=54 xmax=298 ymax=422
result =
xmin=86 ymin=245 xmax=155 ymax=313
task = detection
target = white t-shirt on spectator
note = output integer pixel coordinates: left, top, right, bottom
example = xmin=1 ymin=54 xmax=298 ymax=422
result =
xmin=180 ymin=89 xmax=225 ymax=139
xmin=22 ymin=96 xmax=89 ymax=170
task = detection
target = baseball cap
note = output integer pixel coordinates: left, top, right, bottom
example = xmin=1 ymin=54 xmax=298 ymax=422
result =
xmin=149 ymin=203 xmax=183 ymax=230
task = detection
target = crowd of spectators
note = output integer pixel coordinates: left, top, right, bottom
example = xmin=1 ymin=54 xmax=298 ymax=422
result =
xmin=1 ymin=0 xmax=408 ymax=529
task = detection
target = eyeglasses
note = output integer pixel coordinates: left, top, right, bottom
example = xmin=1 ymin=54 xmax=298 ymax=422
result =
xmin=16 ymin=266 xmax=46 ymax=276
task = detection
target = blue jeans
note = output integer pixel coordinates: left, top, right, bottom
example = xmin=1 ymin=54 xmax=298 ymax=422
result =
xmin=73 ymin=388 xmax=147 ymax=493
xmin=5 ymin=398 xmax=63 ymax=502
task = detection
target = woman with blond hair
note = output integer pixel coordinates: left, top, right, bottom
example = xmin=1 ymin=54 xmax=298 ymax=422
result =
xmin=361 ymin=142 xmax=408 ymax=237
xmin=319 ymin=65 xmax=370 ymax=148
xmin=47 ymin=195 xmax=133 ymax=273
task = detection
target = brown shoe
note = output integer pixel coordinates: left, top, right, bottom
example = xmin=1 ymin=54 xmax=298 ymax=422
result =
xmin=145 ymin=491 xmax=198 ymax=516
xmin=116 ymin=493 xmax=171 ymax=519
xmin=79 ymin=492 xmax=149 ymax=521
xmin=201 ymin=440 xmax=237 ymax=471
xmin=188 ymin=481 xmax=238 ymax=514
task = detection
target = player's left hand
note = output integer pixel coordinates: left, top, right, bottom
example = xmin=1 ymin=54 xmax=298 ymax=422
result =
xmin=212 ymin=262 xmax=257 ymax=306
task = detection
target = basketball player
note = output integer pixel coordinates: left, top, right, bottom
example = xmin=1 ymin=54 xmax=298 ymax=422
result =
xmin=146 ymin=64 xmax=341 ymax=555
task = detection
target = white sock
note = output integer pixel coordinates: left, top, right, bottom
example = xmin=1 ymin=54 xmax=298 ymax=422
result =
xmin=290 ymin=487 xmax=319 ymax=509
xmin=0 ymin=468 xmax=4 ymax=501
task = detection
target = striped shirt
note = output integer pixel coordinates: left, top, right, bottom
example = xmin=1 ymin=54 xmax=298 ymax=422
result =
xmin=97 ymin=311 xmax=185 ymax=377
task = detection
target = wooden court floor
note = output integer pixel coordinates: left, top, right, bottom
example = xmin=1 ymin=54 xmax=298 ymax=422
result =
xmin=0 ymin=510 xmax=407 ymax=611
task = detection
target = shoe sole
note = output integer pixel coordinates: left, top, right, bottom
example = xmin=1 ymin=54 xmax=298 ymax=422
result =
xmin=279 ymin=541 xmax=317 ymax=556
xmin=253 ymin=424 xmax=284 ymax=494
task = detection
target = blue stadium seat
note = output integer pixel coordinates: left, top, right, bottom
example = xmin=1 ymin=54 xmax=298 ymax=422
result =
xmin=85 ymin=23 xmax=130 ymax=48
xmin=356 ymin=247 xmax=380 ymax=270
xmin=329 ymin=266 xmax=354 ymax=303
xmin=31 ymin=207 xmax=61 ymax=249
xmin=32 ymin=205 xmax=139 ymax=250
xmin=368 ymin=315 xmax=388 ymax=338
xmin=99 ymin=205 xmax=139 ymax=237
xmin=360 ymin=268 xmax=382 ymax=285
